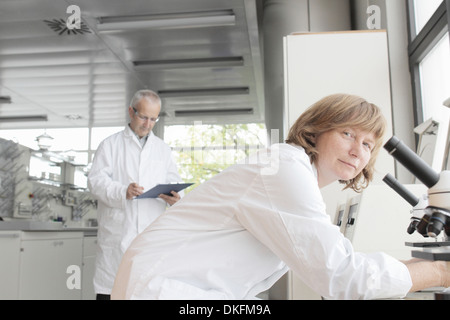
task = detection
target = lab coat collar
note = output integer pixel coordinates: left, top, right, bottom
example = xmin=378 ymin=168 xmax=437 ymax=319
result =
xmin=124 ymin=124 xmax=154 ymax=148
xmin=311 ymin=162 xmax=318 ymax=181
xmin=286 ymin=143 xmax=318 ymax=181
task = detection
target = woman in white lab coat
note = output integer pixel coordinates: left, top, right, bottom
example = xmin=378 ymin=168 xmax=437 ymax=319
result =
xmin=111 ymin=93 xmax=449 ymax=300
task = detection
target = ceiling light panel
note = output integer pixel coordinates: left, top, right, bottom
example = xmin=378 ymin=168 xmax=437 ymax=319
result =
xmin=158 ymin=87 xmax=249 ymax=98
xmin=0 ymin=115 xmax=48 ymax=122
xmin=0 ymin=51 xmax=120 ymax=68
xmin=133 ymin=56 xmax=244 ymax=70
xmin=97 ymin=9 xmax=235 ymax=31
xmin=0 ymin=63 xmax=129 ymax=79
xmin=175 ymin=108 xmax=253 ymax=117
xmin=0 ymin=96 xmax=12 ymax=104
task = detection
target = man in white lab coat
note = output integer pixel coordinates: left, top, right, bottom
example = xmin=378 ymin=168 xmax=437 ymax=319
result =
xmin=88 ymin=89 xmax=182 ymax=300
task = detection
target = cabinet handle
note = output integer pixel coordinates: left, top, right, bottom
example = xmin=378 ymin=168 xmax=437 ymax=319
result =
xmin=52 ymin=240 xmax=64 ymax=246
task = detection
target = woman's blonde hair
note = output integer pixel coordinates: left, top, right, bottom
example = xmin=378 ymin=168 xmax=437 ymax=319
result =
xmin=285 ymin=93 xmax=386 ymax=192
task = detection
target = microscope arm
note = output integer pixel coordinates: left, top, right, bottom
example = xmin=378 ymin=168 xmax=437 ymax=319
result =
xmin=382 ymin=173 xmax=429 ymax=235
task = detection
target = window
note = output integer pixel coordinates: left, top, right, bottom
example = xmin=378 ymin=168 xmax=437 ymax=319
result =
xmin=407 ymin=0 xmax=449 ymax=170
xmin=420 ymin=33 xmax=450 ymax=121
xmin=0 ymin=128 xmax=89 ymax=164
xmin=164 ymin=123 xmax=267 ymax=186
xmin=90 ymin=126 xmax=123 ymax=150
xmin=413 ymin=0 xmax=443 ymax=34
xmin=89 ymin=126 xmax=123 ymax=162
xmin=420 ymin=33 xmax=450 ymax=169
xmin=0 ymin=126 xmax=123 ymax=164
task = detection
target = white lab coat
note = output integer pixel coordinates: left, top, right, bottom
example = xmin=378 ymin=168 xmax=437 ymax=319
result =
xmin=111 ymin=143 xmax=412 ymax=300
xmin=88 ymin=125 xmax=181 ymax=295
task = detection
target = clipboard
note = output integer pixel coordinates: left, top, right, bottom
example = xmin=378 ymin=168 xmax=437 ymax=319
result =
xmin=134 ymin=183 xmax=194 ymax=199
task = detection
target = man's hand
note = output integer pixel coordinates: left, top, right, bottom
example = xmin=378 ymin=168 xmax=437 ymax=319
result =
xmin=159 ymin=191 xmax=181 ymax=206
xmin=126 ymin=182 xmax=144 ymax=200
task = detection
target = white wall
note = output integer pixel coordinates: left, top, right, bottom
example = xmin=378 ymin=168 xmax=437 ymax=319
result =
xmin=284 ymin=30 xmax=394 ymax=185
xmin=352 ymin=0 xmax=416 ymax=183
xmin=384 ymin=0 xmax=416 ymax=183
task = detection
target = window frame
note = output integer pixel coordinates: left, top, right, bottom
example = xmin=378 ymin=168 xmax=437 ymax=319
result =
xmin=406 ymin=0 xmax=450 ymax=130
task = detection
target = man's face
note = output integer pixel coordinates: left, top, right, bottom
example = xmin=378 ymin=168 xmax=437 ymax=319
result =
xmin=128 ymin=98 xmax=161 ymax=138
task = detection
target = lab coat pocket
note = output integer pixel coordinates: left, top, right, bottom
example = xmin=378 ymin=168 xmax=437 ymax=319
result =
xmin=110 ymin=207 xmax=125 ymax=222
xmin=103 ymin=208 xmax=125 ymax=234
xmin=99 ymin=208 xmax=126 ymax=247
xmin=158 ymin=278 xmax=229 ymax=300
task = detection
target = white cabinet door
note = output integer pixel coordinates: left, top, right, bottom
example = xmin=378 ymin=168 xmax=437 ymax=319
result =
xmin=19 ymin=232 xmax=83 ymax=300
xmin=0 ymin=231 xmax=21 ymax=299
xmin=81 ymin=236 xmax=97 ymax=300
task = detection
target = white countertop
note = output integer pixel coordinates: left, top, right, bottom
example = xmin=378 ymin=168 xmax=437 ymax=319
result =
xmin=0 ymin=220 xmax=97 ymax=234
xmin=0 ymin=220 xmax=63 ymax=231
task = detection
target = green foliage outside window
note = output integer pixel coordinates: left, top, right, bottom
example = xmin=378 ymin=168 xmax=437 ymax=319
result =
xmin=164 ymin=123 xmax=267 ymax=192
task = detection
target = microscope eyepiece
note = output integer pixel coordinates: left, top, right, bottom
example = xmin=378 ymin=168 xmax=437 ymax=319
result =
xmin=382 ymin=173 xmax=419 ymax=207
xmin=384 ymin=136 xmax=440 ymax=188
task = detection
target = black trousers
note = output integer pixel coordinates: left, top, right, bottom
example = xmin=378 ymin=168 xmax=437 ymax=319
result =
xmin=96 ymin=294 xmax=111 ymax=300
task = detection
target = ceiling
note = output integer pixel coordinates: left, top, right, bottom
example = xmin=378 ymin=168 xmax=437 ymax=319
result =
xmin=0 ymin=0 xmax=264 ymax=130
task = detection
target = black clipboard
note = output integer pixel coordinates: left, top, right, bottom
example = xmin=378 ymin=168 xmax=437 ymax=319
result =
xmin=134 ymin=183 xmax=194 ymax=199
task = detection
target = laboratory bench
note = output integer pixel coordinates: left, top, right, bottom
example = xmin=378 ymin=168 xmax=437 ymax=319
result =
xmin=0 ymin=220 xmax=97 ymax=300
xmin=0 ymin=219 xmax=97 ymax=232
xmin=2 ymin=220 xmax=447 ymax=300
xmin=405 ymin=288 xmax=449 ymax=300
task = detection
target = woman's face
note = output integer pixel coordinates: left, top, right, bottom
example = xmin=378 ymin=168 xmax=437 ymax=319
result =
xmin=314 ymin=128 xmax=375 ymax=188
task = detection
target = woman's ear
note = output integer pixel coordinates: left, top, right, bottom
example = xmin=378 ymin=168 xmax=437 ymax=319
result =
xmin=308 ymin=133 xmax=316 ymax=144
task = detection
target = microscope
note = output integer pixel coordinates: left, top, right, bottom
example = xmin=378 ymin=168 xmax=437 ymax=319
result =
xmin=383 ymin=136 xmax=450 ymax=299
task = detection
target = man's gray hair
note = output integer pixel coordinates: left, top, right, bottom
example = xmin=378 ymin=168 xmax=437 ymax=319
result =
xmin=130 ymin=89 xmax=161 ymax=109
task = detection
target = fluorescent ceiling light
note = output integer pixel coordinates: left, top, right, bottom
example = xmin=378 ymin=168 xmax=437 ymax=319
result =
xmin=0 ymin=115 xmax=48 ymax=122
xmin=0 ymin=96 xmax=12 ymax=104
xmin=158 ymin=87 xmax=249 ymax=98
xmin=97 ymin=10 xmax=235 ymax=31
xmin=133 ymin=56 xmax=244 ymax=70
xmin=175 ymin=108 xmax=253 ymax=117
